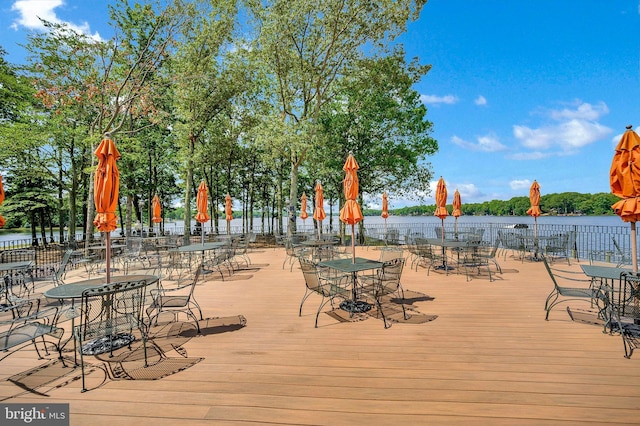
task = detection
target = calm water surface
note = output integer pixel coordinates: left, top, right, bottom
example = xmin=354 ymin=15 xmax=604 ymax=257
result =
xmin=0 ymin=215 xmax=626 ymax=243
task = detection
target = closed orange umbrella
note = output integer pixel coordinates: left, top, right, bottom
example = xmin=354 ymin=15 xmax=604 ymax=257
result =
xmin=339 ymin=152 xmax=363 ymax=262
xmin=526 ymin=180 xmax=541 ymax=218
xmin=433 ymin=177 xmax=449 ymax=270
xmin=434 ymin=177 xmax=448 ymax=221
xmin=152 ymin=194 xmax=162 ymax=223
xmin=195 ymin=181 xmax=209 ymax=243
xmin=300 ymin=192 xmax=308 ymax=231
xmin=225 ymin=193 xmax=233 ymax=235
xmin=0 ymin=175 xmax=5 ymax=228
xmin=300 ymin=192 xmax=308 ymax=220
xmin=611 ymin=126 xmax=640 ymax=272
xmin=93 ymin=133 xmax=120 ymax=283
xmin=381 ymin=192 xmax=389 ymax=219
xmin=313 ymin=181 xmax=326 ymax=238
xmin=526 ymin=180 xmax=541 ymax=240
xmin=381 ymin=192 xmax=389 ymax=242
xmin=452 ymin=189 xmax=462 ymax=238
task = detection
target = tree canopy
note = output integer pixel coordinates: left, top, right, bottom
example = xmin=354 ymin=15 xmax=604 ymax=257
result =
xmin=0 ymin=0 xmax=439 ymax=242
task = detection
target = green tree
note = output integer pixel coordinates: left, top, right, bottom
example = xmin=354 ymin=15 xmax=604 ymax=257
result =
xmin=314 ymin=49 xmax=437 ymax=203
xmin=248 ymin=0 xmax=426 ymax=234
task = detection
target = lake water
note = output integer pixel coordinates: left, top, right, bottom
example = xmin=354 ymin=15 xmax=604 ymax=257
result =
xmin=0 ymin=214 xmax=624 ymax=243
xmin=1 ymin=214 xmax=634 ymax=260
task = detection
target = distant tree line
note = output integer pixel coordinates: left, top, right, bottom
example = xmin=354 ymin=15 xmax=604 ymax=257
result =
xmin=364 ymin=192 xmax=621 ymax=217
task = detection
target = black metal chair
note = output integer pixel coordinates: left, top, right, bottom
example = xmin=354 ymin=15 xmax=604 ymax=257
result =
xmin=146 ymin=265 xmax=204 ymax=333
xmin=604 ymin=272 xmax=640 ymax=358
xmin=360 ymin=257 xmax=407 ymax=328
xmin=298 ymin=258 xmax=350 ymax=327
xmin=543 ymin=256 xmax=606 ymax=320
xmin=73 ymin=278 xmax=149 ymax=392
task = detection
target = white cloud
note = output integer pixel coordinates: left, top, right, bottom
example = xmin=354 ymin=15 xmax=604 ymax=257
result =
xmin=506 ymin=151 xmax=551 ymax=160
xmin=11 ymin=0 xmax=103 ymax=40
xmin=548 ymin=101 xmax=609 ymax=121
xmin=514 ymin=119 xmax=612 ymax=151
xmin=474 ymin=95 xmax=487 ymax=106
xmin=512 ymin=101 xmax=613 ymax=155
xmin=420 ymin=94 xmax=459 ymax=105
xmin=454 ymin=183 xmax=481 ymax=199
xmin=451 ymin=134 xmax=507 ymax=152
xmin=509 ymin=179 xmax=531 ymax=190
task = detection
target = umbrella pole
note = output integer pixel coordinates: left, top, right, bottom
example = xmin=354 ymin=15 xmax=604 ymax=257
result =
xmin=632 ymin=222 xmax=638 ymax=274
xmin=455 ymin=217 xmax=458 ymax=240
xmin=105 ymin=232 xmax=111 ymax=284
xmin=318 ymin=220 xmax=322 ymax=240
xmin=351 ymin=223 xmax=355 ymax=263
xmin=384 ymin=219 xmax=387 ymax=244
xmin=441 ymin=218 xmax=446 ymax=269
xmin=534 ymin=217 xmax=538 ymax=259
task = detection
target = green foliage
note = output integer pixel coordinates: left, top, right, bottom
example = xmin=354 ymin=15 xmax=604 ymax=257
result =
xmin=382 ymin=192 xmax=621 ymax=217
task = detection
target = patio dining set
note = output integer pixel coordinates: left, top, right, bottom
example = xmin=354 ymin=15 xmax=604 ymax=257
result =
xmin=0 ymin=232 xmax=253 ymax=392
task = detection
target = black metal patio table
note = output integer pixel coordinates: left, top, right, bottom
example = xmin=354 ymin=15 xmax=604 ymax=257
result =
xmin=319 ymin=257 xmax=383 ymax=313
xmin=581 ymin=264 xmax=632 ymax=312
xmin=44 ymin=274 xmax=159 ymax=362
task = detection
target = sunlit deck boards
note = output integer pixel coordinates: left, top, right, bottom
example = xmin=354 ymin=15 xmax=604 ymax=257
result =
xmin=1 ymin=247 xmax=639 ymax=425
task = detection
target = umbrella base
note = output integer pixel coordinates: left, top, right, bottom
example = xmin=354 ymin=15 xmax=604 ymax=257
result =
xmin=340 ymin=300 xmax=372 ymax=314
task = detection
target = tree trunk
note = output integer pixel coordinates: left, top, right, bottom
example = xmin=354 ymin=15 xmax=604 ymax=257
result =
xmin=126 ymin=195 xmax=133 ymax=237
xmin=183 ymin=134 xmax=196 ymax=245
xmin=57 ymin=150 xmax=64 ymax=242
xmin=85 ymin=141 xmax=97 ymax=243
xmin=287 ymin=159 xmax=298 ymax=236
xmin=39 ymin=210 xmax=46 ymax=245
xmin=31 ymin=212 xmax=38 ymax=246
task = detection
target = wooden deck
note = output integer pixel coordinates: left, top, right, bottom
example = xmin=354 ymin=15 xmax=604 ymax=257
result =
xmin=1 ymin=246 xmax=639 ymax=425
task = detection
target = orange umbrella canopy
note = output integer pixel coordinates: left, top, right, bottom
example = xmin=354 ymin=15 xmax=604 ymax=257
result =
xmin=225 ymin=193 xmax=233 ymax=221
xmin=434 ymin=177 xmax=448 ymax=220
xmin=452 ymin=189 xmax=462 ymax=218
xmin=300 ymin=192 xmax=308 ymax=220
xmin=152 ymin=194 xmax=162 ymax=223
xmin=195 ymin=181 xmax=210 ymax=224
xmin=93 ymin=136 xmax=120 ymax=232
xmin=611 ymin=127 xmax=640 ymax=222
xmin=526 ymin=180 xmax=541 ymax=218
xmin=0 ymin=174 xmax=5 ymax=228
xmin=313 ymin=181 xmax=326 ymax=222
xmin=381 ymin=192 xmax=389 ymax=219
xmin=339 ymin=153 xmax=363 ymax=225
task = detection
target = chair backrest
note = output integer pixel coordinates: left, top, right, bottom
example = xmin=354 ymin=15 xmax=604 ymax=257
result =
xmin=620 ymin=272 xmax=640 ymax=318
xmin=125 ymin=237 xmax=143 ymax=255
xmin=379 ymin=247 xmax=404 ymax=262
xmin=78 ymin=279 xmax=148 ymax=342
xmin=542 ymin=256 xmax=591 ymax=292
xmin=612 ymin=237 xmax=629 ymax=260
xmin=53 ymin=249 xmax=74 ymax=286
xmin=1 ymin=249 xmax=35 ymax=264
xmin=299 ymin=258 xmax=322 ymax=293
xmin=414 ymin=238 xmax=435 ymax=257
xmin=377 ymin=257 xmax=405 ymax=294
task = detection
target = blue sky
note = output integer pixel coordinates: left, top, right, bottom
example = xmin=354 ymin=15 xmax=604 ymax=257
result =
xmin=2 ymin=0 xmax=640 ymax=209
